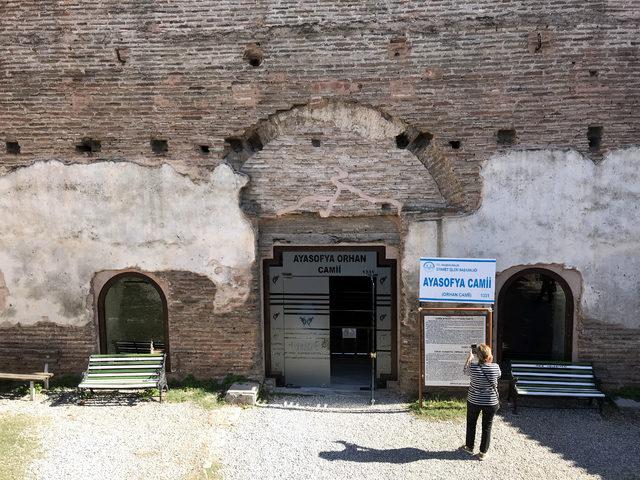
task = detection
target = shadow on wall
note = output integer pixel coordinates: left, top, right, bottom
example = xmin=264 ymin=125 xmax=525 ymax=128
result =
xmin=500 ymin=406 xmax=640 ymax=479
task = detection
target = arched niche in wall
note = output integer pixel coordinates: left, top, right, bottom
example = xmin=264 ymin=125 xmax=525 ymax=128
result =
xmin=496 ymin=266 xmax=578 ymax=364
xmin=97 ymin=272 xmax=170 ymax=366
xmin=223 ymin=100 xmax=467 ymax=218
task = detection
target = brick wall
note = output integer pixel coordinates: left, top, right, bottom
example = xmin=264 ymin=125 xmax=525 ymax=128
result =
xmin=1 ymin=0 xmax=638 ymax=191
xmin=0 ymin=323 xmax=96 ymax=376
xmin=578 ymin=317 xmax=640 ymax=389
xmin=161 ymin=270 xmax=263 ymax=380
xmin=1 ymin=1 xmax=639 ymax=391
xmin=0 ymin=270 xmax=263 ymax=381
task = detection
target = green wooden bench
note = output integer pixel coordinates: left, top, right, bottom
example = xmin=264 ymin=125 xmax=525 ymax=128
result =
xmin=78 ymin=354 xmax=168 ymax=402
xmin=509 ymin=360 xmax=605 ymax=414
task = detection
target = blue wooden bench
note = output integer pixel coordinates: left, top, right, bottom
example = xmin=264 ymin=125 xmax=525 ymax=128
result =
xmin=509 ymin=360 xmax=605 ymax=413
xmin=78 ymin=354 xmax=168 ymax=402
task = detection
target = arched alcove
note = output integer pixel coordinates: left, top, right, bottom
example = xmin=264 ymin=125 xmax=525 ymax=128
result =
xmin=97 ymin=272 xmax=169 ymax=360
xmin=497 ymin=268 xmax=574 ymax=363
xmin=223 ymin=100 xmax=466 ymax=215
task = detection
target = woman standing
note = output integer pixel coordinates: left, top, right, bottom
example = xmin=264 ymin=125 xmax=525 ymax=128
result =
xmin=460 ymin=344 xmax=501 ymax=460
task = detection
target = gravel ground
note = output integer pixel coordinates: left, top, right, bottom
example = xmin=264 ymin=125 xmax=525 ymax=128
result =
xmin=0 ymin=392 xmax=219 ymax=480
xmin=211 ymin=391 xmax=640 ymax=480
xmin=1 ymin=390 xmax=639 ymax=480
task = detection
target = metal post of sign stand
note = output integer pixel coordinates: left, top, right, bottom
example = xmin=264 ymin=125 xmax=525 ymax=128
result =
xmin=369 ymin=274 xmax=377 ymax=406
xmin=418 ymin=306 xmax=493 ymax=409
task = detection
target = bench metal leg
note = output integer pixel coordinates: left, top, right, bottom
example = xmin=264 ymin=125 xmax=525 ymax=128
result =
xmin=598 ymin=399 xmax=604 ymax=415
xmin=513 ymin=395 xmax=518 ymax=414
xmin=30 ymin=381 xmax=35 ymax=401
xmin=159 ymin=387 xmax=163 ymax=404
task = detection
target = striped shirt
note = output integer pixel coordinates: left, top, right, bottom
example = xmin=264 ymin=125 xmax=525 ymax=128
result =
xmin=464 ymin=362 xmax=501 ymax=406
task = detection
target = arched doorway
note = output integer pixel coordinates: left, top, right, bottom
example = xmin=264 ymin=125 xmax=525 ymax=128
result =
xmin=497 ymin=268 xmax=573 ymax=363
xmin=98 ymin=273 xmax=169 ymax=359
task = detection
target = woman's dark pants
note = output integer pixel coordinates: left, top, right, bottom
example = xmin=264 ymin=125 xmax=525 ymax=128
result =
xmin=466 ymin=401 xmax=499 ymax=453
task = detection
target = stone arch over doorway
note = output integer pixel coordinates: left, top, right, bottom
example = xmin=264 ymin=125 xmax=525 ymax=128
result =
xmin=222 ymin=100 xmax=466 ymax=214
xmin=96 ymin=271 xmax=170 ymax=365
xmin=496 ymin=266 xmax=578 ymax=363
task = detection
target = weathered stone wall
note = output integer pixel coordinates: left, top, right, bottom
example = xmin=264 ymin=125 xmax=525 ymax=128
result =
xmin=0 ymin=269 xmax=263 ymax=379
xmin=1 ymin=0 xmax=639 ymax=198
xmin=1 ymin=1 xmax=639 ymax=390
xmin=0 ymin=323 xmax=96 ymax=376
xmin=401 ymin=149 xmax=640 ymax=391
xmin=161 ymin=270 xmax=262 ymax=380
xmin=0 ymin=162 xmax=254 ymax=327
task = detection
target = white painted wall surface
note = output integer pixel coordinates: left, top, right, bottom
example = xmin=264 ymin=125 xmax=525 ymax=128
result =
xmin=0 ymin=161 xmax=255 ymax=326
xmin=438 ymin=148 xmax=640 ymax=328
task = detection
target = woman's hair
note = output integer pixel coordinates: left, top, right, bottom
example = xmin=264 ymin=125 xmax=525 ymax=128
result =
xmin=477 ymin=344 xmax=493 ymax=364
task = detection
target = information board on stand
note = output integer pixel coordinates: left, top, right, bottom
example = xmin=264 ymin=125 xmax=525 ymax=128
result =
xmin=421 ymin=312 xmax=490 ymax=386
xmin=417 ymin=257 xmax=497 ymax=407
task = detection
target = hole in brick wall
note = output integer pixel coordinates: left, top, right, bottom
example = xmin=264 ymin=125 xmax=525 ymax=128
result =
xmin=226 ymin=137 xmax=244 ymax=152
xmin=6 ymin=141 xmax=20 ymax=154
xmin=199 ymin=145 xmax=210 ymax=155
xmin=449 ymin=140 xmax=461 ymax=150
xmin=75 ymin=138 xmax=101 ymax=154
xmin=388 ymin=37 xmax=410 ymax=60
xmin=395 ymin=132 xmax=410 ymax=149
xmin=244 ymin=43 xmax=264 ymax=68
xmin=380 ymin=202 xmax=392 ymax=211
xmin=589 ymin=70 xmax=598 ymax=77
xmin=247 ymin=133 xmax=263 ymax=152
xmin=587 ymin=126 xmax=603 ymax=151
xmin=497 ymin=129 xmax=516 ymax=146
xmin=534 ymin=32 xmax=543 ymax=53
xmin=150 ymin=139 xmax=168 ymax=154
xmin=311 ymin=138 xmax=321 ymax=147
xmin=411 ymin=131 xmax=432 ymax=150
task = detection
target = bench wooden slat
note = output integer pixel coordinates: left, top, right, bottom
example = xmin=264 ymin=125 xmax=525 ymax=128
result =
xmin=512 ymin=368 xmax=593 ymax=374
xmin=90 ymin=355 xmax=164 ymax=361
xmin=79 ymin=383 xmax=159 ymax=389
xmin=518 ymin=380 xmax=596 ymax=387
xmin=88 ymin=366 xmax=162 ymax=371
xmin=511 ymin=361 xmax=593 ymax=368
xmin=0 ymin=373 xmax=54 ymax=381
xmin=516 ymin=390 xmax=605 ymax=398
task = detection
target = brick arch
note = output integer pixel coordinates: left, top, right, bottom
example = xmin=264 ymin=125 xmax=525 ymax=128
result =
xmin=223 ymin=100 xmax=465 ymax=211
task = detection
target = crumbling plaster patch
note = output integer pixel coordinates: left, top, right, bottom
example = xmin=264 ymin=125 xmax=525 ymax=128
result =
xmin=0 ymin=270 xmax=8 ymax=314
xmin=403 ymin=148 xmax=640 ymax=329
xmin=0 ymin=161 xmax=255 ymax=326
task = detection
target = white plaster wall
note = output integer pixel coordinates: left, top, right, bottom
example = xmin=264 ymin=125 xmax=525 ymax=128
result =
xmin=437 ymin=148 xmax=640 ymax=328
xmin=401 ymin=222 xmax=438 ymax=302
xmin=0 ymin=161 xmax=255 ymax=326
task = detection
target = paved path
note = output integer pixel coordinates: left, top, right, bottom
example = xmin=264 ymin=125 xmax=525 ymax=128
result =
xmin=211 ymin=391 xmax=640 ymax=480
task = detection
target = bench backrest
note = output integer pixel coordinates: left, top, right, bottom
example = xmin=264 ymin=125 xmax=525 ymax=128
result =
xmin=510 ymin=360 xmax=599 ymax=390
xmin=115 ymin=341 xmax=153 ymax=354
xmin=85 ymin=354 xmax=165 ymax=382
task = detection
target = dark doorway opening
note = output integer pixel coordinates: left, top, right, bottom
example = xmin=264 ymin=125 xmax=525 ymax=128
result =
xmin=498 ymin=269 xmax=573 ymax=364
xmin=329 ymin=276 xmax=374 ymax=388
xmin=98 ymin=273 xmax=169 ymax=363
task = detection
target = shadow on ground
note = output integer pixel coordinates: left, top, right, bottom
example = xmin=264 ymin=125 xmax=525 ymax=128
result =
xmin=500 ymin=398 xmax=640 ymax=480
xmin=0 ymin=390 xmax=159 ymax=407
xmin=319 ymin=441 xmax=470 ymax=464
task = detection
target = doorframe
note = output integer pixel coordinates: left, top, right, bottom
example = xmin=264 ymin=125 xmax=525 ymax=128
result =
xmin=262 ymin=245 xmax=397 ymax=383
xmin=496 ymin=267 xmax=574 ymax=363
xmin=97 ymin=271 xmax=170 ymax=369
